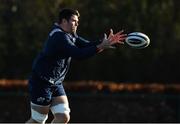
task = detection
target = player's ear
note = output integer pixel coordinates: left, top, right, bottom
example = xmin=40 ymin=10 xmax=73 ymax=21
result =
xmin=62 ymin=18 xmax=68 ymax=24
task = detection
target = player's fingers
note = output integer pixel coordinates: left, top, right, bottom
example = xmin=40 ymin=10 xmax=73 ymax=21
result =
xmin=110 ymin=34 xmax=126 ymax=42
xmin=114 ymin=34 xmax=127 ymax=39
xmin=119 ymin=30 xmax=124 ymax=34
xmin=103 ymin=33 xmax=107 ymax=40
xmin=108 ymin=29 xmax=114 ymax=39
xmin=113 ymin=30 xmax=124 ymax=36
xmin=110 ymin=29 xmax=113 ymax=35
xmin=114 ymin=33 xmax=127 ymax=39
xmin=110 ymin=37 xmax=126 ymax=45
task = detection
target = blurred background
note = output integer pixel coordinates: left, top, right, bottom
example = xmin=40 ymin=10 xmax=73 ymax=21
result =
xmin=0 ymin=0 xmax=180 ymax=123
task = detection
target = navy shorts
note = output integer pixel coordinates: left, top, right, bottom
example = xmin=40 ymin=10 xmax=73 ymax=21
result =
xmin=28 ymin=75 xmax=66 ymax=106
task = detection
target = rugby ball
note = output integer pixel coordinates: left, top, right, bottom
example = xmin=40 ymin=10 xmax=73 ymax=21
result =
xmin=125 ymin=32 xmax=150 ymax=49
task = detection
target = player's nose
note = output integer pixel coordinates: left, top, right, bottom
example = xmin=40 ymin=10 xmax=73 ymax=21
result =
xmin=75 ymin=21 xmax=78 ymax=26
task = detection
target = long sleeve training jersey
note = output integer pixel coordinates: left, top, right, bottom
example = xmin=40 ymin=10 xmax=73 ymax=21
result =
xmin=32 ymin=23 xmax=100 ymax=84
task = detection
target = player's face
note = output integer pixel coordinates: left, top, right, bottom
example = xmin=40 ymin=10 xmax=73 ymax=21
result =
xmin=66 ymin=15 xmax=79 ymax=33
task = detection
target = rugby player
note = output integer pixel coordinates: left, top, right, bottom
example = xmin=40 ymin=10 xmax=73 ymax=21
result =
xmin=26 ymin=8 xmax=126 ymax=123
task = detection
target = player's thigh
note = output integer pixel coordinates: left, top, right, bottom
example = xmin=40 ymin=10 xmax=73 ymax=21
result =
xmin=51 ymin=83 xmax=69 ymax=105
xmin=51 ymin=95 xmax=69 ymax=106
xmin=31 ymin=102 xmax=50 ymax=114
xmin=50 ymin=95 xmax=70 ymax=123
xmin=28 ymin=75 xmax=53 ymax=114
xmin=28 ymin=75 xmax=53 ymax=106
xmin=50 ymin=84 xmax=70 ymax=116
xmin=28 ymin=103 xmax=50 ymax=123
xmin=50 ymin=95 xmax=70 ymax=121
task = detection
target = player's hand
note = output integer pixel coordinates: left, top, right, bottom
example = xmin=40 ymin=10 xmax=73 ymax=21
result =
xmin=97 ymin=29 xmax=127 ymax=50
xmin=108 ymin=29 xmax=127 ymax=45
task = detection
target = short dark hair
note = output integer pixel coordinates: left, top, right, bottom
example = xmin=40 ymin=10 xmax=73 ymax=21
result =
xmin=58 ymin=8 xmax=80 ymax=23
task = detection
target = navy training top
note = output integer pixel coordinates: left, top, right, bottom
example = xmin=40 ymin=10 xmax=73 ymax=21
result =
xmin=32 ymin=23 xmax=100 ymax=84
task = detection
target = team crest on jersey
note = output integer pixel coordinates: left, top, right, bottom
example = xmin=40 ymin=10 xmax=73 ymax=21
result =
xmin=36 ymin=97 xmax=45 ymax=103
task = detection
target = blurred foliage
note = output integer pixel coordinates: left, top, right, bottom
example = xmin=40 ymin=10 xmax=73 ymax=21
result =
xmin=0 ymin=0 xmax=180 ymax=83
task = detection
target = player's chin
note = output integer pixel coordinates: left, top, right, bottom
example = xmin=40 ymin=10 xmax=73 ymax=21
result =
xmin=71 ymin=31 xmax=77 ymax=35
xmin=72 ymin=28 xmax=77 ymax=32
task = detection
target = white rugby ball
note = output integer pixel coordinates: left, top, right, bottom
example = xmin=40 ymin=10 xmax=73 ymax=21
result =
xmin=125 ymin=32 xmax=150 ymax=49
